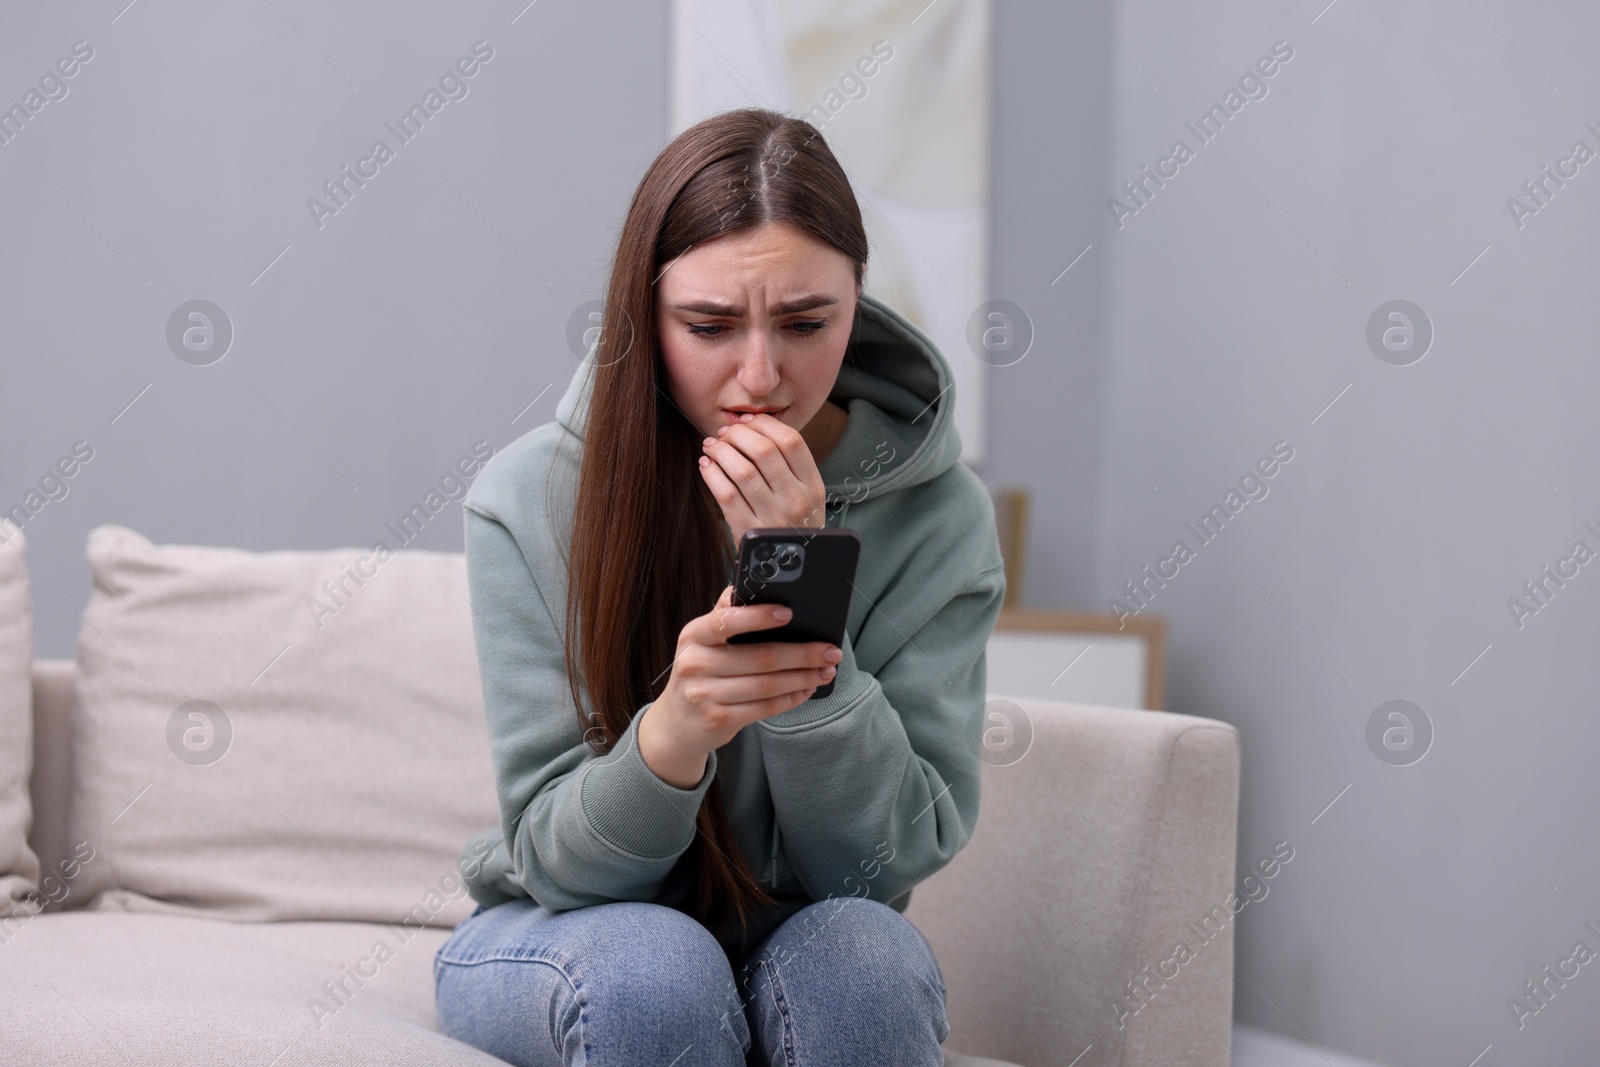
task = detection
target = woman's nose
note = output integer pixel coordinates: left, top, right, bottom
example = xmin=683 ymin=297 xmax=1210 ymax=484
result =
xmin=736 ymin=340 xmax=781 ymax=392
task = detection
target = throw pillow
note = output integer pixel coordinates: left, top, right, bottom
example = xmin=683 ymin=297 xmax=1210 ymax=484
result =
xmin=66 ymin=524 xmax=499 ymax=927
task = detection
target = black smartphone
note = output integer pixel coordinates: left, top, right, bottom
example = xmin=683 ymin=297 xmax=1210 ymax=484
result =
xmin=728 ymin=527 xmax=860 ymax=699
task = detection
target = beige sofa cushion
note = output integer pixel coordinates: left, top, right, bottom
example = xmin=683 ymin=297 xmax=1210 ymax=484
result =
xmin=0 ymin=911 xmax=502 ymax=1066
xmin=66 ymin=524 xmax=498 ymax=927
xmin=0 ymin=522 xmax=43 ymax=920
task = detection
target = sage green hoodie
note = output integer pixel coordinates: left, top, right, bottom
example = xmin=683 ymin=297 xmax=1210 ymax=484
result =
xmin=457 ymin=291 xmax=1007 ymax=961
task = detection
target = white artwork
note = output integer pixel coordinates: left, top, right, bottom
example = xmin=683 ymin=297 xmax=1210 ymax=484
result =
xmin=669 ymin=0 xmax=993 ymax=464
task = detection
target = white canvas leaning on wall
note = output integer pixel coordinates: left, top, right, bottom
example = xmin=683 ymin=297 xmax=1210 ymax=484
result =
xmin=668 ymin=0 xmax=993 ymax=464
xmin=985 ymin=629 xmax=1151 ymax=711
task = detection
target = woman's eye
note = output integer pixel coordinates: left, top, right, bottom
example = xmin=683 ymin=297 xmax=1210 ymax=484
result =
xmin=687 ymin=321 xmax=826 ymax=340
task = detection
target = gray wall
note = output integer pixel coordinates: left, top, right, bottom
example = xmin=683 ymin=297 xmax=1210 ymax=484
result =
xmin=7 ymin=2 xmax=1599 ymax=1064
xmin=1026 ymin=0 xmax=1594 ymax=1064
xmin=2 ymin=2 xmax=666 ymax=658
xmin=985 ymin=0 xmax=1119 ymax=610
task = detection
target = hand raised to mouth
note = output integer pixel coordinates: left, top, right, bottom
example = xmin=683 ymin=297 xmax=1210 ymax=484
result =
xmin=698 ymin=411 xmax=828 ymax=547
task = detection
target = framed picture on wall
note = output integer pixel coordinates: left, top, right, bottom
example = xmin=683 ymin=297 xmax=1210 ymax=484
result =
xmin=986 ymin=608 xmax=1167 ymax=711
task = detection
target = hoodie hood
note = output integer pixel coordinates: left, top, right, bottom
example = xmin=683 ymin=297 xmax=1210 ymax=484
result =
xmin=553 ymin=291 xmax=964 ymax=524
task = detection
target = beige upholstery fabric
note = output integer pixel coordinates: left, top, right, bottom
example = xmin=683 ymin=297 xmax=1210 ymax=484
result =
xmin=906 ymin=697 xmax=1240 ymax=1067
xmin=0 ymin=523 xmax=42 ymax=920
xmin=65 ymin=524 xmax=499 ymax=927
xmin=0 ymin=911 xmax=502 ymax=1065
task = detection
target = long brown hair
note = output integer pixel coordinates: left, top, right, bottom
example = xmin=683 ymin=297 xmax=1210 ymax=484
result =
xmin=559 ymin=108 xmax=869 ymax=945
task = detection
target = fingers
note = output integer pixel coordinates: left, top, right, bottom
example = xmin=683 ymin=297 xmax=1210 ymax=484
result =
xmin=700 ymin=414 xmax=828 ymax=534
xmin=698 ymin=450 xmax=757 ymax=526
xmin=709 ymin=664 xmax=837 ymax=707
xmin=691 ymin=639 xmax=840 ymax=701
xmin=695 ymin=596 xmax=794 ymax=644
xmin=706 ymin=414 xmax=817 ymax=499
xmin=701 ymin=430 xmax=777 ymax=503
xmin=742 ymin=412 xmax=824 ymax=488
xmin=670 ymin=641 xmax=834 ymax=726
xmin=674 ymin=593 xmax=839 ymax=730
xmin=720 ymin=686 xmax=820 ymax=722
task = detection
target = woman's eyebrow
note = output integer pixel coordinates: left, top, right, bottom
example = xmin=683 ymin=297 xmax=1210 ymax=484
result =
xmin=670 ymin=295 xmax=839 ymax=316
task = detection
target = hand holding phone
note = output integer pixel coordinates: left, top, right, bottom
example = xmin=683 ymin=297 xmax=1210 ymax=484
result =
xmin=642 ymin=580 xmax=844 ymax=789
xmin=728 ymin=527 xmax=859 ymax=698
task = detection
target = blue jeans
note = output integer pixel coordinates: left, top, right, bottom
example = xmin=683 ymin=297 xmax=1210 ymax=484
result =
xmin=434 ymin=895 xmax=950 ymax=1066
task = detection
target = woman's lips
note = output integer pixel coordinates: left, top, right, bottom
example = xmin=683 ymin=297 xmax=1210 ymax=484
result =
xmin=722 ymin=407 xmax=786 ymax=424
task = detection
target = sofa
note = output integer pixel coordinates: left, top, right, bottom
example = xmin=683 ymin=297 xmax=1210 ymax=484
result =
xmin=0 ymin=523 xmax=1241 ymax=1066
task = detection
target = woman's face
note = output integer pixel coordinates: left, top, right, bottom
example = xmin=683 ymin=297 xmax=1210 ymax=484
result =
xmin=655 ymin=220 xmax=858 ymax=441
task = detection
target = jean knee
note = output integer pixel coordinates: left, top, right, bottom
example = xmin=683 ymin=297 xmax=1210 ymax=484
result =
xmin=434 ymin=900 xmax=749 ymax=1066
xmin=577 ymin=903 xmax=751 ymax=1040
xmin=806 ymin=898 xmax=943 ymax=985
xmin=751 ymin=897 xmax=949 ymax=1048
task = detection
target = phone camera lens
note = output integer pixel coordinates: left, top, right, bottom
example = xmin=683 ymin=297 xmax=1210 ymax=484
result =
xmin=754 ymin=559 xmax=779 ymax=581
xmin=753 ymin=543 xmax=777 ymax=562
xmin=776 ymin=544 xmax=801 ymax=570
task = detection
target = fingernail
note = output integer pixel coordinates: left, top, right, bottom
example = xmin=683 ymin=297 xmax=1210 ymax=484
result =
xmin=824 ymin=647 xmax=842 ymax=663
xmin=738 ymin=412 xmax=753 ymax=422
xmin=820 ymin=666 xmax=836 ymax=679
xmin=703 ymin=437 xmax=716 ymax=447
xmin=774 ymin=606 xmax=792 ymax=620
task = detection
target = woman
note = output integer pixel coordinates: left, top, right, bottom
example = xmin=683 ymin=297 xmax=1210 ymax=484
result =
xmin=434 ymin=107 xmax=1007 ymax=1067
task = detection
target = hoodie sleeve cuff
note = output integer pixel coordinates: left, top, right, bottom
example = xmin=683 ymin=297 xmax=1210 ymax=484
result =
xmin=759 ymin=630 xmax=876 ymax=732
xmin=579 ymin=704 xmax=718 ymax=860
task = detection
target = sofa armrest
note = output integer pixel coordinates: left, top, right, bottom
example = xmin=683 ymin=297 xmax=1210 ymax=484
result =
xmin=904 ymin=696 xmax=1240 ymax=1067
xmin=29 ymin=659 xmax=75 ymax=909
